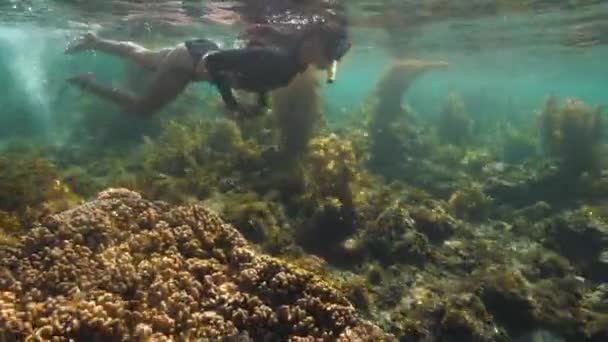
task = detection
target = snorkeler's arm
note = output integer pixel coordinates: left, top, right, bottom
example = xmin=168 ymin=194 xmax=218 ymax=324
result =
xmin=258 ymin=92 xmax=269 ymax=108
xmin=204 ymin=52 xmax=240 ymax=109
xmin=205 ymin=49 xmax=284 ymax=111
xmin=216 ymin=77 xmax=239 ymax=109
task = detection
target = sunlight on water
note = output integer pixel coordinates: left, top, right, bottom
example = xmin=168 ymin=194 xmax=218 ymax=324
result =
xmin=0 ymin=26 xmax=52 ymax=132
xmin=1 ymin=1 xmax=608 ymax=341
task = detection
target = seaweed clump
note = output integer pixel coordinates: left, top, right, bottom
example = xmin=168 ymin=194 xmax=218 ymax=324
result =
xmin=295 ymin=134 xmax=360 ymax=261
xmin=438 ymin=92 xmax=474 ymax=146
xmin=0 ymin=143 xmax=81 ymax=242
xmin=271 ymin=68 xmax=322 ymax=163
xmin=349 ymin=195 xmax=459 ymax=267
xmin=542 ymin=207 xmax=608 ymax=283
xmin=0 ymin=188 xmax=392 ymax=341
xmin=448 ymin=183 xmax=494 ymax=222
xmin=367 ymin=59 xmax=448 ymax=180
xmin=539 ymin=96 xmax=603 ymax=178
xmin=136 ymin=117 xmax=263 ymax=203
xmin=500 ymin=124 xmax=538 ymax=164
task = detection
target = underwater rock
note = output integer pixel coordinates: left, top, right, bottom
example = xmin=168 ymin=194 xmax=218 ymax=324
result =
xmin=410 ymin=202 xmax=459 ymax=243
xmin=512 ymin=329 xmax=565 ymax=342
xmin=483 ymin=164 xmax=578 ymax=208
xmin=447 ymin=183 xmax=494 ymax=222
xmin=358 ymin=200 xmax=430 ymax=266
xmin=356 ymin=197 xmax=460 ymax=267
xmin=477 ymin=268 xmax=538 ymax=333
xmin=513 ymin=201 xmax=552 ymax=223
xmin=579 ymin=284 xmax=608 ymax=341
xmin=220 ymin=192 xmax=295 ymax=255
xmin=0 ymin=188 xmax=393 ymax=341
xmin=441 ymin=293 xmax=506 ymax=342
xmin=542 ymin=208 xmax=608 ymax=283
xmin=473 ymin=264 xmax=607 ymax=341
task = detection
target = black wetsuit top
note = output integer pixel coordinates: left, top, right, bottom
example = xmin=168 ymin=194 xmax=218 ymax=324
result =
xmin=185 ymin=38 xmax=307 ymax=110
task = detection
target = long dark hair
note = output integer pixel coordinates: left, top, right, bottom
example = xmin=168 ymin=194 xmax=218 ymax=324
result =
xmin=242 ymin=19 xmax=350 ymax=60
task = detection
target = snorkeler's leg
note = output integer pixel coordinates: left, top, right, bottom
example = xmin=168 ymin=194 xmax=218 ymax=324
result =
xmin=66 ymin=72 xmax=138 ymax=108
xmin=67 ymin=68 xmax=192 ymax=116
xmin=125 ymin=67 xmax=192 ymax=115
xmin=67 ymin=45 xmax=194 ymax=115
xmin=65 ymin=32 xmax=172 ymax=71
xmin=121 ymin=46 xmax=195 ymax=114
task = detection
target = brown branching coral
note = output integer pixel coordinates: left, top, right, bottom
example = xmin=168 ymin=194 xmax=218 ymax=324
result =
xmin=0 ymin=188 xmax=392 ymax=341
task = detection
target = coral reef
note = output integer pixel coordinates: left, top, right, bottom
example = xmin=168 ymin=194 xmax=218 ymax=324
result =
xmin=4 ymin=40 xmax=608 ymax=342
xmin=0 ymin=188 xmax=392 ymax=341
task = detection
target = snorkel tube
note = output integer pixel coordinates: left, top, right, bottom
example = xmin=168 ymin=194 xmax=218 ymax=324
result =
xmin=324 ymin=28 xmax=351 ymax=84
xmin=327 ymin=60 xmax=338 ymax=83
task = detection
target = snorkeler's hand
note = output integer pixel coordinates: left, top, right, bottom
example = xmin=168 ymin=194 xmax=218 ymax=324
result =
xmin=66 ymin=72 xmax=95 ymax=89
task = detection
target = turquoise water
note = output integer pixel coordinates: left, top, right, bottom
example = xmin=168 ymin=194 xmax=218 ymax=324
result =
xmin=1 ymin=2 xmax=607 ymax=139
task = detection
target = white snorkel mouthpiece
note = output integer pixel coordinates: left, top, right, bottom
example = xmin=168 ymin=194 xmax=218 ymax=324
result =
xmin=327 ymin=60 xmax=338 ymax=83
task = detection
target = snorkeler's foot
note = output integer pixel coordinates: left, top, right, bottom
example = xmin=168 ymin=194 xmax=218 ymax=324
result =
xmin=66 ymin=72 xmax=95 ymax=89
xmin=65 ymin=32 xmax=98 ymax=55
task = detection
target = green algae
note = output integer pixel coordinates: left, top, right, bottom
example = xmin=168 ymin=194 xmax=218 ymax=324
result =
xmin=0 ymin=142 xmax=82 ymax=242
xmin=438 ymin=92 xmax=474 ymax=147
xmin=1 ymin=75 xmax=608 ymax=341
xmin=539 ymin=96 xmax=604 ymax=178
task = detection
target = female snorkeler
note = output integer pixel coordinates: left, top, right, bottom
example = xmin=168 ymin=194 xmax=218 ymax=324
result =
xmin=64 ymin=22 xmax=351 ymax=119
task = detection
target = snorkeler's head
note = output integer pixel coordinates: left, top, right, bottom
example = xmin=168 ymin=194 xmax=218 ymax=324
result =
xmin=241 ymin=20 xmax=351 ymax=82
xmin=297 ymin=22 xmax=352 ymax=83
xmin=240 ymin=24 xmax=293 ymax=47
xmin=319 ymin=23 xmax=351 ymax=83
xmin=319 ymin=23 xmax=351 ymax=62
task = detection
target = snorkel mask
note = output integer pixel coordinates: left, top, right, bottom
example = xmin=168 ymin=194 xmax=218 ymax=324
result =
xmin=324 ymin=29 xmax=351 ymax=84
